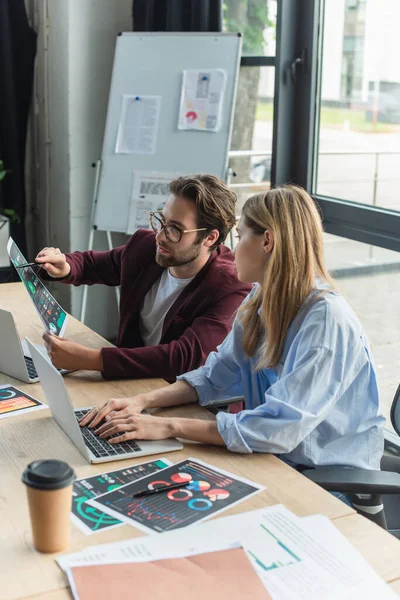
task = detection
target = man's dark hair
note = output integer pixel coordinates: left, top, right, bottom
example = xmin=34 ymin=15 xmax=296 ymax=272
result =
xmin=169 ymin=174 xmax=237 ymax=250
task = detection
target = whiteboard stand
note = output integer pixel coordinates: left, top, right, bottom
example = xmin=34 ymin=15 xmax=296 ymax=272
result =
xmin=79 ymin=32 xmax=242 ymax=324
xmin=80 ymin=160 xmax=121 ymax=324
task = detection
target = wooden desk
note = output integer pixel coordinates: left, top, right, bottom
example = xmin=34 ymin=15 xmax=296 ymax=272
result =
xmin=1 ymin=283 xmax=399 ymax=599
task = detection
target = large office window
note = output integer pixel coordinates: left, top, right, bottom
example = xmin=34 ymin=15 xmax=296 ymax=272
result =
xmin=316 ymin=0 xmax=400 ymax=211
xmin=324 ymin=234 xmax=400 ymax=428
xmin=224 ymin=1 xmax=277 ymax=211
xmin=311 ymin=0 xmax=400 ymax=426
xmin=237 ymin=0 xmax=400 ymax=429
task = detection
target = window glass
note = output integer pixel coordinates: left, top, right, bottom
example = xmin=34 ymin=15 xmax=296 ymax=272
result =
xmin=316 ymin=0 xmax=400 ymax=211
xmin=324 ymin=233 xmax=400 ymax=428
xmin=223 ymin=0 xmax=277 ymax=56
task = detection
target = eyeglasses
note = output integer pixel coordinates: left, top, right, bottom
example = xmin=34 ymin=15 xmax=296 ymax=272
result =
xmin=150 ymin=212 xmax=207 ymax=244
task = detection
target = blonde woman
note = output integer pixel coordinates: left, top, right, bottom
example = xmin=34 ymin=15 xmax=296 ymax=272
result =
xmin=81 ymin=185 xmax=384 ymax=473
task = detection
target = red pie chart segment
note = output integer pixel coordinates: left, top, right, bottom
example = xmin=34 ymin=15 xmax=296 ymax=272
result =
xmin=204 ymin=489 xmax=230 ymax=501
xmin=170 ymin=473 xmax=192 ymax=484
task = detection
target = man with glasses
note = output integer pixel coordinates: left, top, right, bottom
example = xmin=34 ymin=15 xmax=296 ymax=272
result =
xmin=35 ymin=174 xmax=251 ymax=380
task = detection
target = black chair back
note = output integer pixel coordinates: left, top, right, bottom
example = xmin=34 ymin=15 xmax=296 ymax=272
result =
xmin=390 ymin=384 xmax=400 ymax=436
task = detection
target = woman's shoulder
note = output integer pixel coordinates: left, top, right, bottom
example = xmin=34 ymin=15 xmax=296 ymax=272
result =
xmin=309 ymin=288 xmax=358 ymax=321
xmin=299 ymin=288 xmax=364 ymax=349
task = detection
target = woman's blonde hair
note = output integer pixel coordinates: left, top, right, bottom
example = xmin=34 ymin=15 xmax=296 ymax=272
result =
xmin=240 ymin=184 xmax=335 ymax=369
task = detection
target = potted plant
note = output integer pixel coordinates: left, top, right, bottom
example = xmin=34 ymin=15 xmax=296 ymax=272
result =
xmin=0 ymin=160 xmax=20 ymax=226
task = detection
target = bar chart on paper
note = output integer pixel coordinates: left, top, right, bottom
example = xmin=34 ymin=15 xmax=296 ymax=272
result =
xmin=247 ymin=523 xmax=301 ymax=572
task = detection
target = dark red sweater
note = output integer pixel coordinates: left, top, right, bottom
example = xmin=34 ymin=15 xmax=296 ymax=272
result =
xmin=54 ymin=230 xmax=251 ymax=380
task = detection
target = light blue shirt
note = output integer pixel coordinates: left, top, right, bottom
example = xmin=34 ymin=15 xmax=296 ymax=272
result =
xmin=178 ymin=284 xmax=385 ymax=469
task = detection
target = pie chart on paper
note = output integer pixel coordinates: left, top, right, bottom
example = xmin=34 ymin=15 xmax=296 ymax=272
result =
xmin=170 ymin=473 xmax=192 ymax=484
xmin=204 ymin=489 xmax=230 ymax=501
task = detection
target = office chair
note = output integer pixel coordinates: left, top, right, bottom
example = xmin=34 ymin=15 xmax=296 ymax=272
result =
xmin=206 ymin=396 xmax=244 ymax=415
xmin=303 ymin=384 xmax=400 ymax=537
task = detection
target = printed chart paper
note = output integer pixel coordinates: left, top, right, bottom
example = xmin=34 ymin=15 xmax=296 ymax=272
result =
xmin=178 ymin=69 xmax=227 ymax=132
xmin=115 ymin=95 xmax=161 ymax=154
xmin=87 ymin=457 xmax=264 ymax=534
xmin=0 ymin=385 xmax=47 ymax=420
xmin=127 ymin=171 xmax=181 ymax=234
xmin=71 ymin=458 xmax=172 ymax=535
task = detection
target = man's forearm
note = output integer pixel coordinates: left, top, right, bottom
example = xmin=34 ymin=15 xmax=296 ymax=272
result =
xmin=144 ymin=380 xmax=199 ymax=410
xmin=169 ymin=417 xmax=225 ymax=446
xmin=84 ymin=348 xmax=104 ymax=371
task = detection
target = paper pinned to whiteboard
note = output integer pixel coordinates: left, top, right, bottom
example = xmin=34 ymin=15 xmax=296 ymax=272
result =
xmin=115 ymin=95 xmax=161 ymax=154
xmin=178 ymin=69 xmax=227 ymax=132
xmin=127 ymin=171 xmax=182 ymax=234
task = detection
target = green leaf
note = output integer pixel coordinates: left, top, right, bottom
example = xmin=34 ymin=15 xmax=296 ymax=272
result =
xmin=0 ymin=159 xmax=11 ymax=181
xmin=0 ymin=208 xmax=20 ymax=224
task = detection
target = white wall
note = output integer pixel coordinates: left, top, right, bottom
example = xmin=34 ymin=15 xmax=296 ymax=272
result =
xmin=30 ymin=0 xmax=132 ymax=339
xmin=67 ymin=0 xmax=131 ymax=337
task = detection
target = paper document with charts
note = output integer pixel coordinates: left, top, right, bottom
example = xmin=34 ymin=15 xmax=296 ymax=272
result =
xmin=7 ymin=237 xmax=68 ymax=336
xmin=0 ymin=385 xmax=47 ymax=420
xmin=87 ymin=458 xmax=264 ymax=535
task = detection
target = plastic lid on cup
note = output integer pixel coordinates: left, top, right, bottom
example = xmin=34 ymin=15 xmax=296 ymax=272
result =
xmin=22 ymin=460 xmax=76 ymax=491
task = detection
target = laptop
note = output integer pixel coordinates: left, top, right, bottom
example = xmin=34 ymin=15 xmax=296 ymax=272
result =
xmin=0 ymin=309 xmax=70 ymax=383
xmin=26 ymin=339 xmax=183 ymax=464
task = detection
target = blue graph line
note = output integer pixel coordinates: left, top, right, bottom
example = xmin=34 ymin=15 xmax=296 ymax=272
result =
xmin=260 ymin=524 xmax=301 ymax=562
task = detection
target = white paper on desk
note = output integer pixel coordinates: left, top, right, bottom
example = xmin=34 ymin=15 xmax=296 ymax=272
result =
xmin=59 ymin=505 xmax=398 ymax=600
xmin=299 ymin=515 xmax=397 ymax=599
xmin=57 ymin=507 xmax=275 ymax=573
xmin=126 ymin=170 xmax=182 ymax=234
xmin=178 ymin=69 xmax=227 ymax=132
xmin=57 ymin=506 xmax=298 ymax=572
xmin=243 ymin=507 xmax=397 ymax=600
xmin=57 ymin=530 xmax=241 ymax=572
xmin=57 ymin=506 xmax=296 ymax=572
xmin=115 ymin=95 xmax=161 ymax=154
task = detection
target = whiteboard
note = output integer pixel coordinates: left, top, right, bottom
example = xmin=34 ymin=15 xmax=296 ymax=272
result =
xmin=93 ymin=32 xmax=242 ymax=233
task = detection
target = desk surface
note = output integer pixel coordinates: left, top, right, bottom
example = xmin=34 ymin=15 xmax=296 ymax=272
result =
xmin=1 ymin=283 xmax=399 ymax=599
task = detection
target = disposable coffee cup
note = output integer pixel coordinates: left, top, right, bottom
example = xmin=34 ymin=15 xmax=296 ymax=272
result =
xmin=22 ymin=459 xmax=76 ymax=553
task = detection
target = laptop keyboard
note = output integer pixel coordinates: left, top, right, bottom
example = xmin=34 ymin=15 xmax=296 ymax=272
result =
xmin=24 ymin=355 xmax=63 ymax=380
xmin=24 ymin=356 xmax=39 ymax=380
xmin=75 ymin=409 xmax=141 ymax=458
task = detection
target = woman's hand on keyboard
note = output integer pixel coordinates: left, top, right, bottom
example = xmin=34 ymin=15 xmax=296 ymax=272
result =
xmin=78 ymin=395 xmax=149 ymax=429
xmin=95 ymin=413 xmax=175 ymax=443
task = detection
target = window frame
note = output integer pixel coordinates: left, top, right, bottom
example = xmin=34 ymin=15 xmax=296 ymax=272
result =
xmin=272 ymin=0 xmax=400 ymax=252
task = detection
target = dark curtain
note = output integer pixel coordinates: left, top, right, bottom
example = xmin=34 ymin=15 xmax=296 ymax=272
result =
xmin=132 ymin=0 xmax=222 ymax=32
xmin=0 ymin=0 xmax=37 ymax=256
